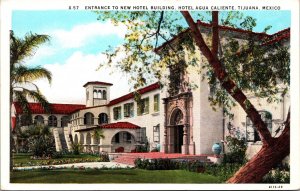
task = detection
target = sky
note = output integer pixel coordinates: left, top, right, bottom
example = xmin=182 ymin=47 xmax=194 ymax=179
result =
xmin=12 ymin=10 xmax=291 ymax=104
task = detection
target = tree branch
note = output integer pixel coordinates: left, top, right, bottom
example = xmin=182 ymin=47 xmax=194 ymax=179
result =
xmin=212 ymin=11 xmax=219 ymax=58
xmin=181 ymin=11 xmax=274 ymax=145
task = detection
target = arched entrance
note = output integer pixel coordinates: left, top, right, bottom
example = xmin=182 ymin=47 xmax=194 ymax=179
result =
xmin=170 ymin=109 xmax=184 ymax=153
xmin=163 ymin=91 xmax=195 ymax=155
xmin=111 ymin=131 xmax=136 ymax=153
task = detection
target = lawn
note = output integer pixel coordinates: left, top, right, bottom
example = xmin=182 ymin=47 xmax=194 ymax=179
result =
xmin=13 ymin=153 xmax=101 ymax=167
xmin=10 ymin=169 xmax=221 ymax=183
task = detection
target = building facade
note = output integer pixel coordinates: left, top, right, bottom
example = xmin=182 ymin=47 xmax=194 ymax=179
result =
xmin=12 ymin=22 xmax=290 ymax=157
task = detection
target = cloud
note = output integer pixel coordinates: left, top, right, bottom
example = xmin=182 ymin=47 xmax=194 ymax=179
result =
xmin=34 ymin=51 xmax=131 ymax=104
xmin=51 ymin=21 xmax=127 ymax=48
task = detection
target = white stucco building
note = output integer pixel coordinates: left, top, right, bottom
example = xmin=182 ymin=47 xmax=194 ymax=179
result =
xmin=12 ymin=22 xmax=290 ymax=157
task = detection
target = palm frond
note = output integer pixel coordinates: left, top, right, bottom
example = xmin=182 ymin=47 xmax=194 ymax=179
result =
xmin=13 ymin=65 xmax=52 ymax=84
xmin=14 ymin=90 xmax=31 ymax=115
xmin=10 ymin=31 xmax=50 ymax=65
xmin=21 ymin=88 xmax=51 ymax=113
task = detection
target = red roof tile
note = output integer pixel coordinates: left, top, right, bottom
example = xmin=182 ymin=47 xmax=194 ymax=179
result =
xmin=75 ymin=122 xmax=140 ymax=132
xmin=107 ymin=82 xmax=160 ymax=106
xmin=13 ymin=102 xmax=86 ymax=115
xmin=83 ymin=81 xmax=113 ymax=87
xmin=100 ymin=122 xmax=140 ymax=129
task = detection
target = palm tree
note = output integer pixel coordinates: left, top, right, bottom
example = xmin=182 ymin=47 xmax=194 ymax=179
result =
xmin=10 ymin=30 xmax=52 ymax=115
xmin=10 ymin=30 xmax=52 ymax=169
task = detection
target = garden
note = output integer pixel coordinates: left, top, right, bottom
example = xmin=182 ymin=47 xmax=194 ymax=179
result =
xmin=11 ymin=132 xmax=290 ymax=183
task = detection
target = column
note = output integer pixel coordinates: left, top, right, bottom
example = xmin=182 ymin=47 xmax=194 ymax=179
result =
xmin=182 ymin=125 xmax=188 ymax=154
xmin=163 ymin=126 xmax=168 ymax=153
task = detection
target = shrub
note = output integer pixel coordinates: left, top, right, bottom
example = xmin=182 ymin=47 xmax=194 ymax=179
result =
xmin=261 ymin=168 xmax=290 ymax=183
xmin=134 ymin=158 xmax=205 ymax=172
xmin=204 ymin=163 xmax=243 ymax=182
xmin=99 ymin=152 xmax=110 ymax=162
xmin=27 ymin=126 xmax=56 ymax=157
xmin=223 ymin=136 xmax=247 ymax=164
xmin=71 ymin=143 xmax=83 ymax=155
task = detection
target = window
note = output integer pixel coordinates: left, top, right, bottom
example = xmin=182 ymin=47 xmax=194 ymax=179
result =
xmin=246 ymin=111 xmax=272 ymax=142
xmin=153 ymin=94 xmax=160 ymax=112
xmin=113 ymin=106 xmax=122 ymax=120
xmin=97 ymin=90 xmax=102 ymax=99
xmin=153 ymin=124 xmax=160 ymax=142
xmin=34 ymin=115 xmax=44 ymax=125
xmin=98 ymin=113 xmax=108 ymax=124
xmin=103 ymin=90 xmax=107 ymax=99
xmin=61 ymin=116 xmax=70 ymax=127
xmin=137 ymin=127 xmax=147 ymax=143
xmin=93 ymin=90 xmax=97 ymax=98
xmin=48 ymin=115 xmax=57 ymax=127
xmin=84 ymin=112 xmax=94 ymax=125
xmin=137 ymin=97 xmax=149 ymax=116
xmin=124 ymin=102 xmax=134 ymax=118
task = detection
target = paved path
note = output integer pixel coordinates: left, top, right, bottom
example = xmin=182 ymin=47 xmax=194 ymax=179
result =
xmin=13 ymin=162 xmax=133 ymax=170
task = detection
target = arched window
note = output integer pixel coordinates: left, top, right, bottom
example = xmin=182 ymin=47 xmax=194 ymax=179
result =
xmin=98 ymin=113 xmax=108 ymax=124
xmin=246 ymin=111 xmax=272 ymax=142
xmin=93 ymin=90 xmax=97 ymax=98
xmin=102 ymin=90 xmax=107 ymax=99
xmin=48 ymin=115 xmax=57 ymax=127
xmin=61 ymin=116 xmax=70 ymax=127
xmin=84 ymin=112 xmax=94 ymax=125
xmin=34 ymin=115 xmax=44 ymax=125
xmin=98 ymin=90 xmax=102 ymax=99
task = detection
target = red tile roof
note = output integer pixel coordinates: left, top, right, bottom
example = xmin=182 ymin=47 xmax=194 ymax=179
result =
xmin=75 ymin=122 xmax=140 ymax=132
xmin=107 ymin=82 xmax=160 ymax=106
xmin=13 ymin=102 xmax=86 ymax=115
xmin=100 ymin=122 xmax=140 ymax=129
xmin=83 ymin=81 xmax=113 ymax=87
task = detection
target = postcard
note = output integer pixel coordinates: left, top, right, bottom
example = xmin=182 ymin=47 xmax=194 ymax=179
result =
xmin=1 ymin=0 xmax=299 ymax=190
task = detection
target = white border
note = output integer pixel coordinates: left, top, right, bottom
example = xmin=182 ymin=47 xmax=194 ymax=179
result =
xmin=1 ymin=0 xmax=299 ymax=190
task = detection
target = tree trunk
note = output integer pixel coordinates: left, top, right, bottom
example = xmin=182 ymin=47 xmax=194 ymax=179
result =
xmin=180 ymin=11 xmax=290 ymax=183
xmin=227 ymin=113 xmax=290 ymax=183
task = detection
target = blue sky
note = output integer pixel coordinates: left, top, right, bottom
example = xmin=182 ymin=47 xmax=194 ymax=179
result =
xmin=12 ymin=10 xmax=291 ymax=104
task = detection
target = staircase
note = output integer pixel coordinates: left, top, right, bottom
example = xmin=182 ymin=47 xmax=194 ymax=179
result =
xmin=52 ymin=128 xmax=69 ymax=152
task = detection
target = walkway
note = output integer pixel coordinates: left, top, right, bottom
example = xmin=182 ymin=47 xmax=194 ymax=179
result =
xmin=112 ymin=152 xmax=215 ymax=166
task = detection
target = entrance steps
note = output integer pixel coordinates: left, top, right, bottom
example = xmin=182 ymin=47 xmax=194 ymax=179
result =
xmin=112 ymin=152 xmax=215 ymax=166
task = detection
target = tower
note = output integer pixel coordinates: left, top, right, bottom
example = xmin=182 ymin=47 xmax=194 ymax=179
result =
xmin=83 ymin=81 xmax=113 ymax=107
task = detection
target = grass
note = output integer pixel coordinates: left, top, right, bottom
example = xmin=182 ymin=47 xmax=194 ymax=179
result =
xmin=13 ymin=153 xmax=100 ymax=167
xmin=10 ymin=169 xmax=221 ymax=183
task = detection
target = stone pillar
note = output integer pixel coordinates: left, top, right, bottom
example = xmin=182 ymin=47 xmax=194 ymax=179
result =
xmin=163 ymin=126 xmax=168 ymax=153
xmin=182 ymin=125 xmax=188 ymax=154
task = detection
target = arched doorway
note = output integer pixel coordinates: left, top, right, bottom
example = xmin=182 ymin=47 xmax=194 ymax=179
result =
xmin=170 ymin=109 xmax=184 ymax=153
xmin=111 ymin=131 xmax=136 ymax=152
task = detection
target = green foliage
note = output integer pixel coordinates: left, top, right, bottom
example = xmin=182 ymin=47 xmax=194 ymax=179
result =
xmin=204 ymin=163 xmax=243 ymax=182
xmin=71 ymin=143 xmax=83 ymax=155
xmin=261 ymin=168 xmax=290 ymax=183
xmin=10 ymin=31 xmax=52 ymax=116
xmin=98 ymin=152 xmax=110 ymax=162
xmin=26 ymin=125 xmax=56 ymax=157
xmin=223 ymin=136 xmax=247 ymax=164
xmin=95 ymin=11 xmax=289 ymax=119
xmin=134 ymin=158 xmax=205 ymax=172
